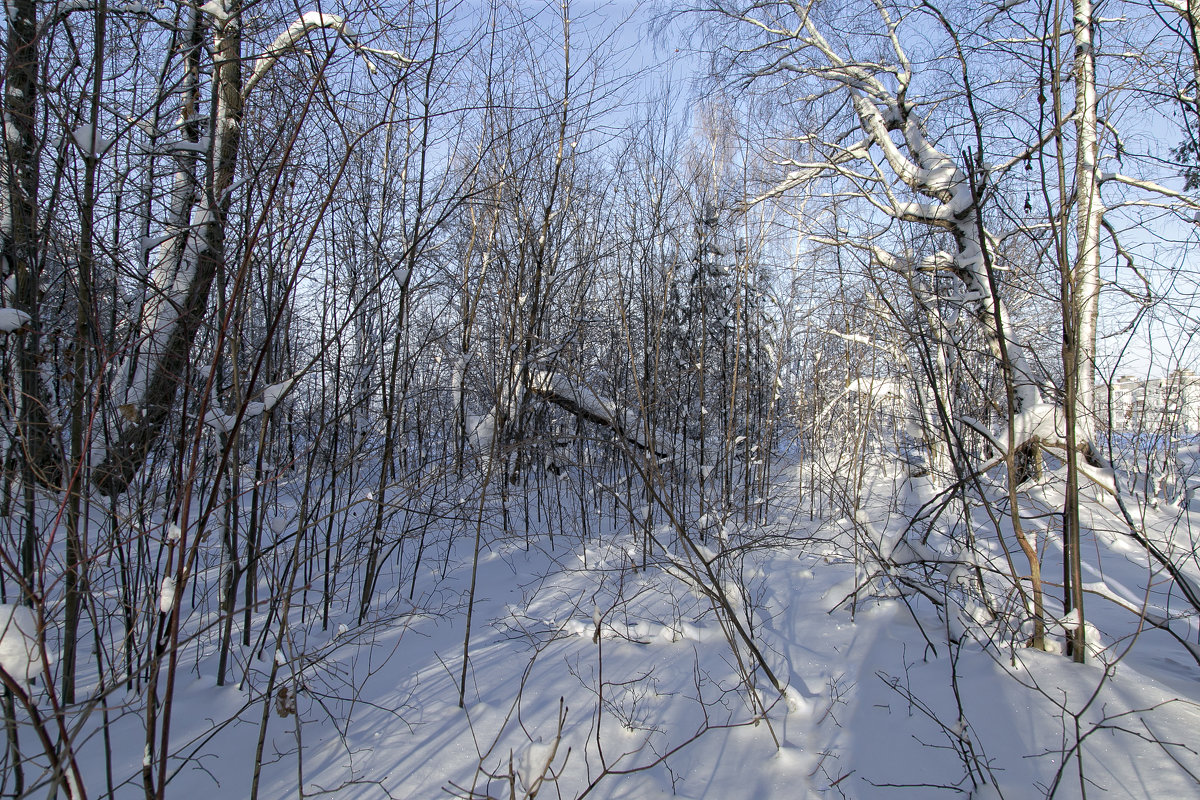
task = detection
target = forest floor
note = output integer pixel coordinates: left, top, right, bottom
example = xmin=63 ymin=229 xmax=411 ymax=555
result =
xmin=75 ymin=461 xmax=1200 ymax=799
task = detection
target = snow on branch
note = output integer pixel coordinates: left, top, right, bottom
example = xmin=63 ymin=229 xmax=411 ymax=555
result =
xmin=1099 ymin=171 xmax=1200 ymax=211
xmin=823 ymin=328 xmax=906 ymax=361
xmin=201 ymin=377 xmax=295 ymax=435
xmin=812 ymin=375 xmax=907 ymax=429
xmin=38 ymin=0 xmax=152 ymax=35
xmin=529 ymin=371 xmax=675 ymax=459
xmin=244 ymin=12 xmax=412 ymax=98
xmin=1159 ymin=0 xmax=1194 ymax=16
xmin=745 ymin=138 xmax=872 ymax=207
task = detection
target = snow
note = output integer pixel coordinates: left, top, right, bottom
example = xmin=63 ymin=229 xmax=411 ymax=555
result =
xmin=0 ymin=605 xmax=43 ymax=681
xmin=168 ymin=137 xmax=210 ymax=154
xmin=71 ymin=123 xmax=111 ymax=157
xmin=261 ymin=377 xmax=294 ymax=411
xmin=159 ymin=576 xmax=176 ymax=613
xmin=515 ymin=738 xmax=559 ymax=793
xmin=782 ymin=684 xmax=813 ymax=716
xmin=198 ymin=0 xmax=228 ymax=21
xmin=203 ymin=408 xmax=233 ymax=434
xmin=0 ymin=307 xmax=30 ymax=332
xmin=530 ymin=370 xmax=676 ymax=456
xmin=137 ymin=233 xmax=174 ymax=261
xmin=247 ymin=13 xmax=358 ymax=95
xmin=54 ymin=0 xmax=92 ymax=13
xmin=119 ymin=201 xmax=218 ymax=412
xmin=845 ymin=376 xmax=904 ymax=399
xmin=33 ymin=447 xmax=1200 ymax=799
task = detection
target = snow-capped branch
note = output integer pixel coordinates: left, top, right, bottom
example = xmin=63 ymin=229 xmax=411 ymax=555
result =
xmin=244 ymin=12 xmax=412 ymax=98
xmin=38 ymin=0 xmax=152 ymax=36
xmin=1159 ymin=0 xmax=1193 ymax=16
xmin=745 ymin=138 xmax=872 ymax=206
xmin=823 ymin=328 xmax=907 ymax=361
xmin=529 ymin=371 xmax=675 ymax=458
xmin=1099 ymin=171 xmax=1200 ymax=210
xmin=983 ymin=0 xmax=1028 ymax=24
xmin=202 ymin=377 xmax=295 ymax=436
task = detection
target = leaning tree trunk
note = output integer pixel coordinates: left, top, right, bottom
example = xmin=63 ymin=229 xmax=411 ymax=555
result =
xmin=91 ymin=3 xmax=212 ymax=496
xmin=92 ymin=9 xmax=377 ymax=496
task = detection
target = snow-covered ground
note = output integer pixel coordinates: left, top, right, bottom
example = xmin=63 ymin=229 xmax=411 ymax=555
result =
xmin=40 ymin=458 xmax=1199 ymax=799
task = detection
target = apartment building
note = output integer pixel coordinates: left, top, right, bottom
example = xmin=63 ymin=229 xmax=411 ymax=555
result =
xmin=1103 ymin=369 xmax=1200 ymax=433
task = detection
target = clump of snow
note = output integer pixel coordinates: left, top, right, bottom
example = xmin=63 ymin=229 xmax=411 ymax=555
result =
xmin=203 ymin=408 xmax=233 ymax=434
xmin=205 ymin=385 xmax=291 ymax=436
xmin=0 ymin=307 xmax=30 ymax=332
xmin=783 ymin=685 xmax=812 ymax=717
xmin=167 ymin=522 xmax=182 ymax=542
xmin=262 ymin=377 xmax=294 ymax=411
xmin=71 ymin=123 xmax=111 ymax=157
xmin=1055 ymin=611 xmax=1108 ymax=659
xmin=675 ymin=621 xmax=718 ymax=642
xmin=159 ymin=576 xmax=176 ymax=613
xmin=199 ymin=0 xmax=229 ymax=21
xmin=950 ymin=598 xmax=993 ymax=644
xmin=138 ymin=233 xmax=173 ymax=261
xmin=516 ymin=737 xmax=558 ymax=794
xmin=0 ymin=605 xmax=44 ymax=681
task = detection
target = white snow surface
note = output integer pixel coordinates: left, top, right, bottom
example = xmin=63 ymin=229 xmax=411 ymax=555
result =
xmin=203 ymin=408 xmax=233 ymax=434
xmin=46 ymin=461 xmax=1200 ymax=799
xmin=198 ymin=0 xmax=228 ymax=21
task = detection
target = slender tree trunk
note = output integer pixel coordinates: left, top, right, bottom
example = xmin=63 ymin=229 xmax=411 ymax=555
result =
xmin=63 ymin=0 xmax=110 ymax=706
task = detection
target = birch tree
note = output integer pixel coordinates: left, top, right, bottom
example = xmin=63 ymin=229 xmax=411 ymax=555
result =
xmin=700 ymin=0 xmax=1200 ymax=651
xmin=93 ymin=6 xmax=410 ymax=496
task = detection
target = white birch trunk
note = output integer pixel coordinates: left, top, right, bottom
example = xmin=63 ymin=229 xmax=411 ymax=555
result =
xmin=96 ymin=8 xmax=381 ymax=494
xmin=1074 ymin=0 xmax=1103 ymax=428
